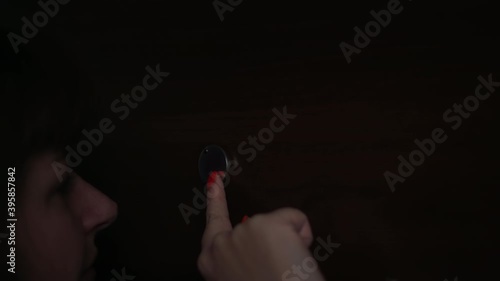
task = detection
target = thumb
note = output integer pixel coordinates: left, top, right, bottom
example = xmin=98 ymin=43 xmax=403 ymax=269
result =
xmin=267 ymin=208 xmax=314 ymax=246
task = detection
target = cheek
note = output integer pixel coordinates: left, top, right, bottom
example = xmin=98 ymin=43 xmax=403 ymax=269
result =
xmin=19 ymin=196 xmax=86 ymax=280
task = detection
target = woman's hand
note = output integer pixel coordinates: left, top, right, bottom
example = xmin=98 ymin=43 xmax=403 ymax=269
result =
xmin=197 ymin=172 xmax=326 ymax=281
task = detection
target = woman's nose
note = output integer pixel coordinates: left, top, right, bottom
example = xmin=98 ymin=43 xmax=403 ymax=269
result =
xmin=76 ymin=178 xmax=118 ymax=234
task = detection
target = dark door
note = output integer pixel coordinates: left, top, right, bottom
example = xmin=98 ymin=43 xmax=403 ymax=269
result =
xmin=7 ymin=1 xmax=499 ymax=280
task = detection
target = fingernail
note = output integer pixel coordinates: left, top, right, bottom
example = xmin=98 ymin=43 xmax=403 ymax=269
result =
xmin=206 ymin=171 xmax=218 ymax=189
xmin=241 ymin=215 xmax=249 ymax=223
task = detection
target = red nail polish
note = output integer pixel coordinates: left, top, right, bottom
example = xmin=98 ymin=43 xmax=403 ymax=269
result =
xmin=206 ymin=171 xmax=217 ymax=189
xmin=241 ymin=215 xmax=249 ymax=223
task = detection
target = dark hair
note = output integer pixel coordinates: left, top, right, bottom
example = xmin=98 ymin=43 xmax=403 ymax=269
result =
xmin=1 ymin=27 xmax=94 ymax=188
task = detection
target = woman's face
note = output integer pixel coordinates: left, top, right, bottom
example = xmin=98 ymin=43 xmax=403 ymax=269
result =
xmin=18 ymin=151 xmax=118 ymax=281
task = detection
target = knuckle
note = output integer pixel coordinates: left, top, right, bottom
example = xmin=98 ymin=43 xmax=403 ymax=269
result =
xmin=201 ymin=235 xmax=210 ymax=249
xmin=197 ymin=254 xmax=211 ymax=277
xmin=249 ymin=213 xmax=265 ymax=223
xmin=212 ymin=232 xmax=229 ymax=249
xmin=278 ymin=207 xmax=307 ymax=219
xmin=244 ymin=214 xmax=268 ymax=233
xmin=207 ymin=214 xmax=229 ymax=223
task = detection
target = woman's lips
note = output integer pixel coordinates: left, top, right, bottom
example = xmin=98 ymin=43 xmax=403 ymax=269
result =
xmin=83 ymin=250 xmax=98 ymax=275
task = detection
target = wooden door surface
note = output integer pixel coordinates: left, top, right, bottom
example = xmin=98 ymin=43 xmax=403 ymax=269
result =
xmin=4 ymin=1 xmax=499 ymax=280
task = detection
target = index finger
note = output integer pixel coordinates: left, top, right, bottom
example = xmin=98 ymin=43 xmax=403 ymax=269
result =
xmin=201 ymin=171 xmax=233 ymax=249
